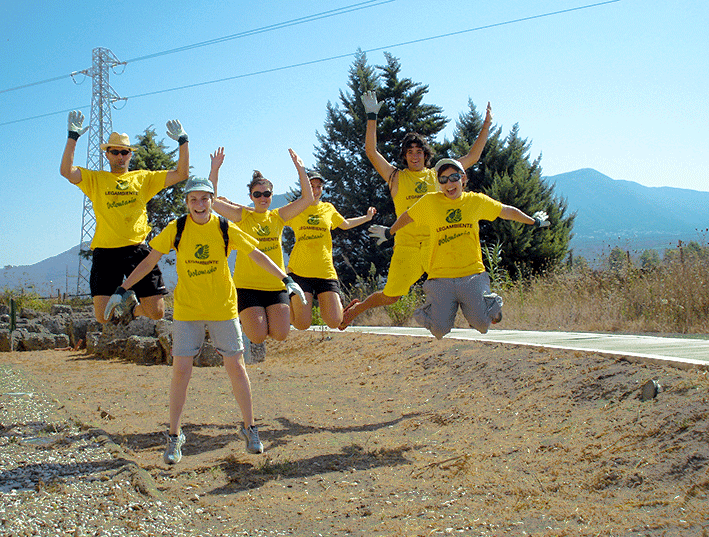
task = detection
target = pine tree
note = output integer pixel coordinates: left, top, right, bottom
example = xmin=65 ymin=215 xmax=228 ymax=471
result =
xmin=450 ymin=102 xmax=574 ymax=278
xmin=312 ymin=50 xmax=448 ymax=286
xmin=129 ymin=127 xmax=188 ymax=241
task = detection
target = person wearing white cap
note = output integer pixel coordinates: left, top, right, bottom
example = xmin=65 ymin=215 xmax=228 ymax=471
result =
xmin=105 ymin=171 xmax=303 ymax=463
xmin=339 ymin=92 xmax=493 ymax=330
xmin=386 ymin=158 xmax=550 ymax=339
xmin=60 ymin=111 xmax=190 ymax=325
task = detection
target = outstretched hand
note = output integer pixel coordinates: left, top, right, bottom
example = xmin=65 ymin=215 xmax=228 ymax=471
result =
xmin=166 ymin=120 xmax=188 ymax=144
xmin=361 ymin=90 xmax=383 ymax=117
xmin=532 ymin=211 xmax=550 ymax=228
xmin=67 ymin=111 xmax=89 ymax=140
xmin=484 ymin=102 xmax=493 ymax=125
xmin=368 ymin=224 xmax=390 ymax=246
xmin=289 ymin=148 xmax=305 ymax=171
xmin=283 ymin=276 xmax=307 ymax=305
xmin=211 ymin=147 xmax=225 ymax=169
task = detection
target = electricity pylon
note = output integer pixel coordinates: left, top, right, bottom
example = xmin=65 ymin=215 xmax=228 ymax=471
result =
xmin=73 ymin=47 xmax=125 ymax=295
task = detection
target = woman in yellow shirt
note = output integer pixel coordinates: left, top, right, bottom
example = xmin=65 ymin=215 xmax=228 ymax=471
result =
xmin=389 ymin=158 xmax=550 ymax=339
xmin=105 ymin=175 xmax=303 ymax=464
xmin=212 ymin=149 xmax=312 ymax=343
xmin=286 ymin=172 xmax=376 ymax=330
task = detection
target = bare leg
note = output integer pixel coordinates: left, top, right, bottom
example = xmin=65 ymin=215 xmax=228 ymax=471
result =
xmin=239 ymin=306 xmax=269 ymax=344
xmin=92 ymin=296 xmax=111 ymax=323
xmin=317 ymin=291 xmax=344 ymax=329
xmin=265 ymin=303 xmax=291 ymax=341
xmin=339 ymin=291 xmax=400 ymax=329
xmin=223 ymin=353 xmax=254 ymax=427
xmin=134 ymin=295 xmax=165 ymax=320
xmin=290 ymin=292 xmax=314 ymax=330
xmin=169 ymin=355 xmax=194 ymax=435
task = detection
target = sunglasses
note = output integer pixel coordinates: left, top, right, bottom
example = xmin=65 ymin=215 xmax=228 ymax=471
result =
xmin=438 ymin=172 xmax=462 ymax=184
xmin=252 ymin=191 xmax=272 ymax=198
xmin=108 ymin=149 xmax=131 ymax=156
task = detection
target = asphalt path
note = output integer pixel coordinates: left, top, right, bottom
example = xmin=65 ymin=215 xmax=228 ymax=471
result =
xmin=333 ymin=326 xmax=709 ymax=370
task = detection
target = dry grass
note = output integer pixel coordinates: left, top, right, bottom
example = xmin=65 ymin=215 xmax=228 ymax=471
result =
xmin=345 ymin=253 xmax=709 ymax=335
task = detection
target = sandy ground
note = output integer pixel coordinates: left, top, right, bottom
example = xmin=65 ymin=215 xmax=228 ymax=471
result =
xmin=2 ymin=329 xmax=709 ymax=536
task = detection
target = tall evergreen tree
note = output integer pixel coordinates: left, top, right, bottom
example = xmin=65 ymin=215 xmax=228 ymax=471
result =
xmin=129 ymin=127 xmax=188 ymax=241
xmin=312 ymin=50 xmax=448 ymax=286
xmin=450 ymin=102 xmax=574 ymax=278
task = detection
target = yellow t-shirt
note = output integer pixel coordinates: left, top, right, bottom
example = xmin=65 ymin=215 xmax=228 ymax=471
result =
xmin=392 ymin=168 xmax=438 ymax=247
xmin=150 ymin=214 xmax=258 ymax=321
xmin=286 ymin=202 xmax=345 ymax=280
xmin=234 ymin=209 xmax=287 ymax=291
xmin=406 ymin=191 xmax=502 ymax=279
xmin=77 ymin=168 xmax=168 ymax=248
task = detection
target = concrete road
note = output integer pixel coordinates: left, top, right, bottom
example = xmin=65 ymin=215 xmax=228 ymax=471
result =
xmin=335 ymin=326 xmax=709 ymax=369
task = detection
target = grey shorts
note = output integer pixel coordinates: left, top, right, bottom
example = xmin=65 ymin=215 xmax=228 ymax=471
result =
xmin=171 ymin=319 xmax=244 ymax=357
xmin=414 ymin=272 xmax=503 ymax=339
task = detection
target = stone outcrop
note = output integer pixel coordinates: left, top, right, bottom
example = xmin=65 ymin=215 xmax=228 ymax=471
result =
xmin=1 ymin=303 xmax=264 ymax=366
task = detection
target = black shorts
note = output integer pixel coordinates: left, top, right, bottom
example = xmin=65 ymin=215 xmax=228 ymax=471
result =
xmin=287 ymin=272 xmax=341 ymax=297
xmin=90 ymin=244 xmax=168 ymax=298
xmin=236 ymin=288 xmax=290 ymax=313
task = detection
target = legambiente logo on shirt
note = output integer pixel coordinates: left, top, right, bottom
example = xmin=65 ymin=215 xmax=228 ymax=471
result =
xmin=185 ymin=244 xmax=218 ymax=277
xmin=105 ymin=180 xmax=138 ymax=209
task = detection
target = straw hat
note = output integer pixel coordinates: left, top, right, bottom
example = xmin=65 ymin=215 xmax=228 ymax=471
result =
xmin=100 ymin=132 xmax=138 ymax=151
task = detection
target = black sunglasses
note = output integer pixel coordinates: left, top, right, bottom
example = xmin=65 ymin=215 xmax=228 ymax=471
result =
xmin=438 ymin=172 xmax=462 ymax=184
xmin=108 ymin=149 xmax=131 ymax=156
xmin=252 ymin=191 xmax=272 ymax=198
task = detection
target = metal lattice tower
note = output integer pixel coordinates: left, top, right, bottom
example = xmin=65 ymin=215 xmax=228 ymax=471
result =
xmin=74 ymin=47 xmax=125 ymax=295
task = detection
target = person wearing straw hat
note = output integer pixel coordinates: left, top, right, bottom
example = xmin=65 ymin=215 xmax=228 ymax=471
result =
xmin=338 ymin=92 xmax=493 ymax=330
xmin=107 ymin=173 xmax=301 ymax=462
xmin=60 ymin=111 xmax=190 ymax=325
xmin=387 ymin=157 xmax=550 ymax=339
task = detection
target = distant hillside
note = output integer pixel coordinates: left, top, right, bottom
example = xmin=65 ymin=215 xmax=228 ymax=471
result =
xmin=547 ymin=168 xmax=708 ymax=260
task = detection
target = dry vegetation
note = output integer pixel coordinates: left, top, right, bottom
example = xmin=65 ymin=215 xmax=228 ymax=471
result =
xmin=344 ymin=246 xmax=709 ymax=336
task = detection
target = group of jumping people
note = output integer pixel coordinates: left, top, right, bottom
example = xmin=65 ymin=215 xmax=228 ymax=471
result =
xmin=60 ymin=93 xmax=549 ymax=465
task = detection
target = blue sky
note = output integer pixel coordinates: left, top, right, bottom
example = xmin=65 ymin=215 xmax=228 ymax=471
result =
xmin=1 ymin=0 xmax=707 ymax=267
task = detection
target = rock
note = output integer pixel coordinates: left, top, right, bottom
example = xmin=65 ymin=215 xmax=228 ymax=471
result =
xmin=0 ymin=329 xmax=10 ymax=352
xmin=17 ymin=331 xmax=56 ymax=351
xmin=51 ymin=304 xmax=73 ymax=316
xmin=194 ymin=339 xmax=223 ymax=367
xmin=125 ymin=336 xmax=163 ymax=364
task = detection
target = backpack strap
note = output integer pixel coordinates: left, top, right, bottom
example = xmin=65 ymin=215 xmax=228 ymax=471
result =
xmin=173 ymin=215 xmax=188 ymax=252
xmin=219 ymin=216 xmax=230 ymax=256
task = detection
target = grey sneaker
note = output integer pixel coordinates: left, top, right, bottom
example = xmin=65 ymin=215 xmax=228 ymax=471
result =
xmin=239 ymin=424 xmax=264 ymax=454
xmin=483 ymin=293 xmax=504 ymax=324
xmin=163 ymin=429 xmax=185 ymax=464
xmin=118 ymin=291 xmax=139 ymax=326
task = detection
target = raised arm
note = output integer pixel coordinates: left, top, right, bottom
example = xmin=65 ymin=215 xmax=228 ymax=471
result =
xmin=208 ymin=147 xmax=225 ymax=197
xmin=362 ymin=91 xmax=398 ymax=192
xmin=278 ymin=148 xmax=315 ymax=221
xmin=458 ymin=102 xmax=493 ymax=170
xmin=60 ymin=111 xmax=88 ymax=184
xmin=213 ymin=196 xmax=245 ymax=223
xmin=339 ymin=207 xmax=377 ymax=230
xmin=164 ymin=120 xmax=190 ymax=187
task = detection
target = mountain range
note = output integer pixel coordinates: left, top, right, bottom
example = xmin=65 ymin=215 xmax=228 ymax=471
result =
xmin=1 ymin=170 xmax=706 ymax=296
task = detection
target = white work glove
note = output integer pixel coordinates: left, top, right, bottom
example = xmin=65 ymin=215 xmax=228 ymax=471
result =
xmin=361 ymin=90 xmax=383 ymax=120
xmin=368 ymin=224 xmax=391 ymax=246
xmin=67 ymin=111 xmax=89 ymax=140
xmin=532 ymin=211 xmax=550 ymax=228
xmin=166 ymin=119 xmax=188 ymax=145
xmin=104 ymin=287 xmax=128 ymax=321
xmin=283 ymin=276 xmax=306 ymax=305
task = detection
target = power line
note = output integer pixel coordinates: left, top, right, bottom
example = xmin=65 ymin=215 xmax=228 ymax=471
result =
xmin=121 ymin=0 xmax=622 ymax=100
xmin=0 ymin=0 xmax=393 ymax=96
xmin=124 ymin=0 xmax=395 ymax=64
xmin=0 ymin=0 xmax=620 ymax=127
